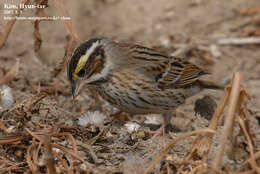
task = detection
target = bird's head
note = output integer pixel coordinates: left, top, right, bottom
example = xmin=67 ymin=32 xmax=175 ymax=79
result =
xmin=67 ymin=38 xmax=124 ymax=98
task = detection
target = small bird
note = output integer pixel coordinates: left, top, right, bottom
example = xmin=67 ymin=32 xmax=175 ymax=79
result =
xmin=67 ymin=38 xmax=223 ymax=133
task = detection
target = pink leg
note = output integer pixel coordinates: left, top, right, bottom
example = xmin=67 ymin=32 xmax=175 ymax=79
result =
xmin=145 ymin=121 xmax=165 ymax=138
xmin=109 ymin=110 xmax=124 ymax=121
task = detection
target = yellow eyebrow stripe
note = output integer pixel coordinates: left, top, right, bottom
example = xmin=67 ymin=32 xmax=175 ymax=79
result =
xmin=73 ymin=54 xmax=89 ymax=80
xmin=72 ymin=41 xmax=100 ymax=81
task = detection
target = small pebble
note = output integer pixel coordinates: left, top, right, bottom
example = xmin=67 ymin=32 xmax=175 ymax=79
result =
xmin=194 ymin=95 xmax=217 ymax=120
xmin=0 ymin=85 xmax=14 ymax=110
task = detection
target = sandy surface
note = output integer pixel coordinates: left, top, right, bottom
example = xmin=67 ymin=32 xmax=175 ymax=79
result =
xmin=0 ymin=0 xmax=260 ymax=173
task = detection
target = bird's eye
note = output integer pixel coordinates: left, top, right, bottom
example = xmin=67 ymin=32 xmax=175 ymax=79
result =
xmin=77 ymin=69 xmax=85 ymax=77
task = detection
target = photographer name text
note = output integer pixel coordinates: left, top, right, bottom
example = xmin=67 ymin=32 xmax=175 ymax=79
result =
xmin=4 ymin=3 xmax=46 ymax=9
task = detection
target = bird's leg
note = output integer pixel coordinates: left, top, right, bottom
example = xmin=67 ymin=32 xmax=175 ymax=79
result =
xmin=145 ymin=113 xmax=172 ymax=138
xmin=109 ymin=110 xmax=131 ymax=122
xmin=109 ymin=110 xmax=123 ymax=119
xmin=146 ymin=123 xmax=165 ymax=138
xmin=162 ymin=113 xmax=173 ymax=174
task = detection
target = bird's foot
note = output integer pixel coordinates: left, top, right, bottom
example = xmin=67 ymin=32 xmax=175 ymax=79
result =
xmin=144 ymin=125 xmax=165 ymax=138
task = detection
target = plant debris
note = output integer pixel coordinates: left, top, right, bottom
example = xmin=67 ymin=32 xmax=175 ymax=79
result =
xmin=0 ymin=1 xmax=260 ymax=173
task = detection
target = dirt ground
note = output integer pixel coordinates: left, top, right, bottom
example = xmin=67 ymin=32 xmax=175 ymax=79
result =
xmin=0 ymin=0 xmax=260 ymax=173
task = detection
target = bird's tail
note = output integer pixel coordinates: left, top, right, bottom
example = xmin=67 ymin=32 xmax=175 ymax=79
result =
xmin=196 ymin=80 xmax=224 ymax=90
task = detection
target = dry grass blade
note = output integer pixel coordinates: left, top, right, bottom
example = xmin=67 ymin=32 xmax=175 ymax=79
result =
xmin=200 ymin=86 xmax=231 ymax=157
xmin=0 ymin=59 xmax=20 ymax=86
xmin=0 ymin=134 xmax=27 ymax=145
xmin=25 ymin=128 xmax=41 ymax=142
xmin=44 ymin=133 xmax=57 ymax=174
xmin=238 ymin=116 xmax=260 ymax=174
xmin=52 ymin=151 xmax=69 ymax=171
xmin=208 ymin=86 xmax=231 ymax=130
xmin=30 ymin=93 xmax=47 ymax=107
xmin=76 ymin=140 xmax=100 ymax=164
xmin=0 ymin=161 xmax=27 ymax=173
xmin=212 ymin=72 xmax=242 ymax=170
xmin=51 ymin=143 xmax=93 ymax=172
xmin=238 ymin=89 xmax=254 ymax=140
xmin=194 ymin=86 xmax=231 ymax=158
xmin=176 ymin=84 xmax=231 ymax=174
xmin=0 ymin=120 xmax=7 ymax=133
xmin=217 ymin=37 xmax=260 ymax=45
xmin=24 ymin=127 xmax=92 ymax=172
xmin=144 ymin=128 xmax=215 ymax=174
xmin=235 ymin=170 xmax=256 ymax=174
xmin=239 ymin=151 xmax=260 ymax=170
xmin=0 ymin=0 xmax=30 ymax=49
xmin=52 ymin=132 xmax=78 ymax=154
xmin=27 ymin=142 xmax=41 ymax=173
xmin=33 ymin=81 xmax=70 ymax=96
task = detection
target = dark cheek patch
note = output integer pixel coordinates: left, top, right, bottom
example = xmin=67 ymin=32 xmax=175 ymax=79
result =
xmin=84 ymin=47 xmax=105 ymax=78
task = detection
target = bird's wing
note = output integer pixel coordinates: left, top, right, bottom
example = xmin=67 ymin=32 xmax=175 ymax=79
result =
xmin=118 ymin=43 xmax=207 ymax=88
xmin=157 ymin=57 xmax=208 ymax=88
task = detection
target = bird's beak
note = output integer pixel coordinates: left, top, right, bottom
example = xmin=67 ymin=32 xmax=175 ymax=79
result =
xmin=71 ymin=78 xmax=97 ymax=99
xmin=71 ymin=81 xmax=79 ymax=100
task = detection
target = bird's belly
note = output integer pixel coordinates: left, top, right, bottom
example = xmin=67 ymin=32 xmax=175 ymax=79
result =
xmin=96 ymin=81 xmax=186 ymax=114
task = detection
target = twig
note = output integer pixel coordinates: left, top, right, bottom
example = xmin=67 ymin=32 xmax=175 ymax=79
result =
xmin=0 ymin=162 xmax=27 ymax=173
xmin=51 ymin=143 xmax=93 ymax=172
xmin=52 ymin=151 xmax=69 ymax=171
xmin=238 ymin=116 xmax=260 ymax=174
xmin=27 ymin=142 xmax=41 ymax=173
xmin=176 ymin=86 xmax=230 ymax=174
xmin=43 ymin=132 xmax=57 ymax=174
xmin=0 ymin=120 xmax=7 ymax=133
xmin=238 ymin=151 xmax=260 ymax=170
xmin=234 ymin=170 xmax=256 ymax=174
xmin=208 ymin=86 xmax=231 ymax=130
xmin=217 ymin=37 xmax=260 ymax=45
xmin=144 ymin=128 xmax=215 ymax=174
xmin=0 ymin=134 xmax=27 ymax=145
xmin=212 ymin=72 xmax=242 ymax=170
xmin=52 ymin=132 xmax=78 ymax=155
xmin=25 ymin=128 xmax=42 ymax=142
xmin=76 ymin=140 xmax=101 ymax=164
